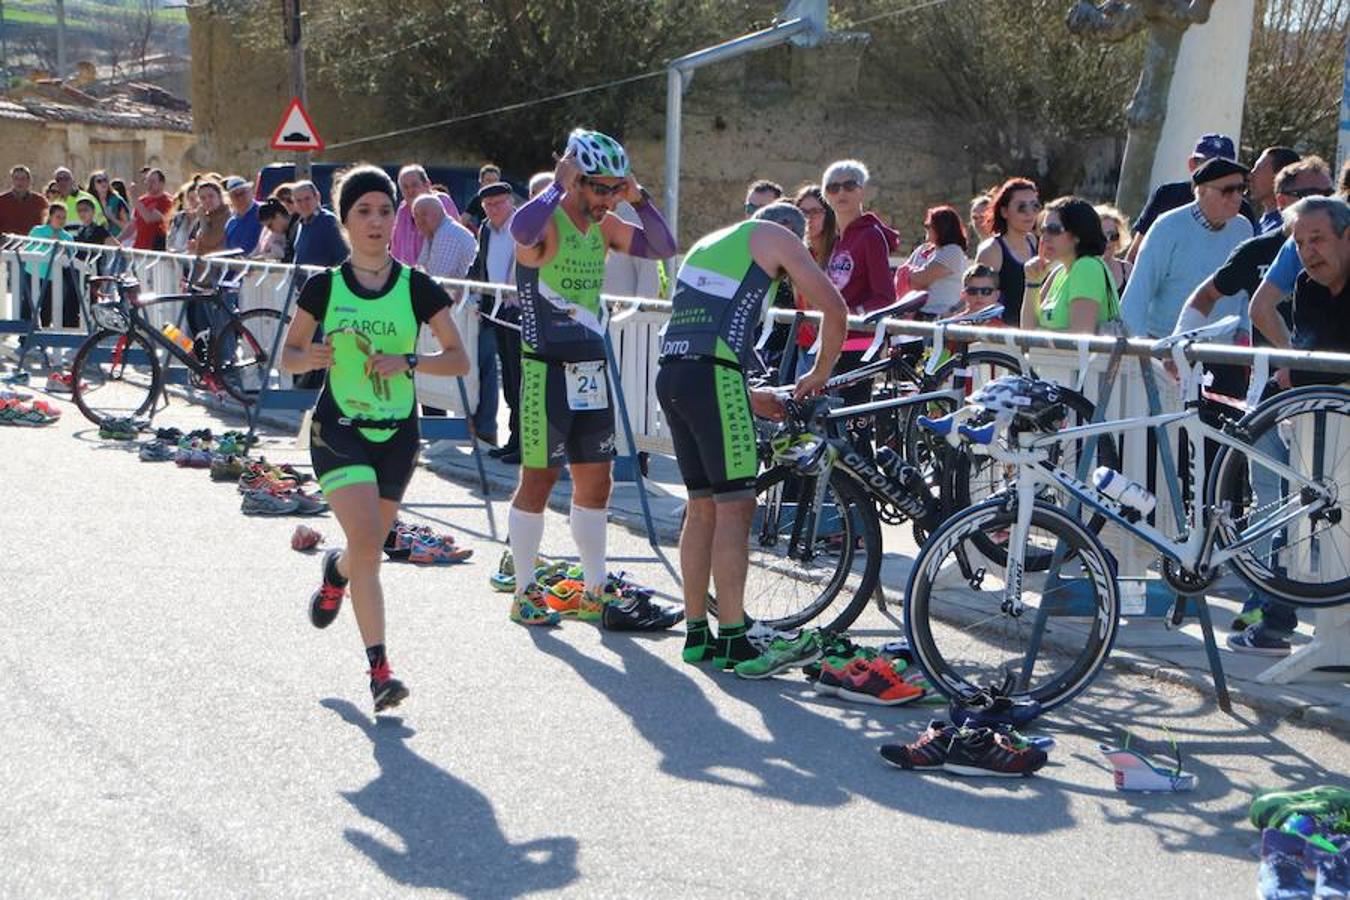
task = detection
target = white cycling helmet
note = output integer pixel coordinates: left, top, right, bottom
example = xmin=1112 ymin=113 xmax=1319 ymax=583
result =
xmin=970 ymin=376 xmax=1065 ymax=425
xmin=565 ymin=128 xmax=630 ymax=178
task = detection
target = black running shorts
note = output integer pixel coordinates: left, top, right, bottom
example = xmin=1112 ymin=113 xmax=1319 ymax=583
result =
xmin=655 ymin=359 xmax=757 ymax=501
xmin=309 ymin=416 xmax=420 ymax=501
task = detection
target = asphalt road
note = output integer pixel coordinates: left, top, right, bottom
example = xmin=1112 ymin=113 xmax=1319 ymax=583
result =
xmin=2 ymin=396 xmax=1346 ymax=899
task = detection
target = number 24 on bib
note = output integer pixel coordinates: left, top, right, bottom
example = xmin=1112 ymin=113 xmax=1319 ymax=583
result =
xmin=565 ymin=361 xmax=609 ymax=411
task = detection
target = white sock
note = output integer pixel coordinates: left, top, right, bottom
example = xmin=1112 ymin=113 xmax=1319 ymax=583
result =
xmin=570 ymin=504 xmax=608 ymax=594
xmin=507 ymin=506 xmax=545 ymax=596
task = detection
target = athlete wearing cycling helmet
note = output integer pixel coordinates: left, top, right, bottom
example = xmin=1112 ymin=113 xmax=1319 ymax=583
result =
xmin=506 ymin=128 xmax=678 ymax=629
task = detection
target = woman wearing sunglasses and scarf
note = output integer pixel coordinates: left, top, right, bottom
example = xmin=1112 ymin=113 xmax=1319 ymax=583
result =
xmin=820 ymin=159 xmax=899 ymax=455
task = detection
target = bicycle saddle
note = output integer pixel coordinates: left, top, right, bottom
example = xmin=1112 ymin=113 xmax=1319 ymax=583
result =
xmin=1150 ymin=315 xmax=1240 ymax=353
xmin=938 ymin=304 xmax=1005 ymax=326
xmin=860 ymin=293 xmax=927 ymax=324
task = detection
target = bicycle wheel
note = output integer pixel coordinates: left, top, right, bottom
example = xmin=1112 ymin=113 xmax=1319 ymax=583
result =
xmin=955 ymin=387 xmax=1120 ymax=571
xmin=212 ymin=308 xmax=283 ymax=405
xmin=727 ymin=464 xmax=882 ymax=632
xmin=71 ymin=328 xmax=162 ymax=425
xmin=1207 ymin=385 xmax=1350 ymax=606
xmin=904 ymin=498 xmax=1120 ymax=712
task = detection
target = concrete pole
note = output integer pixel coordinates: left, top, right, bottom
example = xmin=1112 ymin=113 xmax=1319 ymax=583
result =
xmin=285 ymin=0 xmax=310 ymax=180
xmin=1147 ymin=0 xmax=1254 ymax=189
xmin=662 ymin=68 xmax=682 ymax=246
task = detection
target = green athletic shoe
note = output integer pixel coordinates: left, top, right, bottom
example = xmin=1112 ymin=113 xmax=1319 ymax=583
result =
xmin=1230 ymin=607 xmax=1264 ymax=632
xmin=509 ymin=585 xmax=561 ymax=627
xmin=1250 ymin=786 xmax=1350 ymax=830
xmin=489 ymin=552 xmax=561 ymax=593
xmin=804 ymin=633 xmax=877 ymax=681
xmin=735 ymin=631 xmax=823 ymax=680
xmin=577 ymin=587 xmax=621 ymax=622
xmin=98 ymin=417 xmax=139 ymax=441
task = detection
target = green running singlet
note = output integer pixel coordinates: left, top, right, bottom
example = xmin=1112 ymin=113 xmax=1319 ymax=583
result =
xmin=660 ymin=219 xmax=780 ymax=369
xmin=516 ymin=205 xmax=608 ymax=363
xmin=656 ymin=221 xmax=782 ymax=498
xmin=321 ymin=266 xmax=419 ymax=442
xmin=515 ymin=205 xmax=616 ymax=469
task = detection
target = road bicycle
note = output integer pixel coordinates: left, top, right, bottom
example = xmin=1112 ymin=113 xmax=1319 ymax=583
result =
xmin=70 ymin=272 xmax=285 ymax=425
xmin=732 ymin=303 xmax=1116 ymax=632
xmin=904 ymin=316 xmax=1350 ymax=712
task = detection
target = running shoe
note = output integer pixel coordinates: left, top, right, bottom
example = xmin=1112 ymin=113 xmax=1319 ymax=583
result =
xmin=1231 ymin=604 xmax=1265 ymax=632
xmin=879 ymin=719 xmax=958 ymax=770
xmin=577 ymin=589 xmax=608 ymax=623
xmin=602 ymin=595 xmax=684 ymax=632
xmin=369 ymin=658 xmax=409 ymax=713
xmin=0 ymin=389 xmax=33 ymax=401
xmin=98 ymin=416 xmax=140 ymax=440
xmin=309 ymin=549 xmax=346 ymax=629
xmin=238 ymin=471 xmax=297 ymax=493
xmin=408 ymin=535 xmax=473 ymax=564
xmin=281 ymin=488 xmax=329 ymax=517
xmin=210 ymin=454 xmax=247 ymax=481
xmin=175 ymin=445 xmax=213 ymax=468
xmin=734 ymin=630 xmax=823 ymax=680
xmin=153 ymin=426 xmax=183 ymax=442
xmin=1312 ymin=841 xmax=1350 ymax=898
xmin=45 ymin=371 xmax=78 ymax=394
xmin=1251 ymin=786 xmax=1350 ymax=831
xmin=746 ymin=618 xmax=792 ymax=654
xmin=1258 ymin=829 xmax=1313 ymax=899
xmin=241 ymin=489 xmax=300 ymax=516
xmin=804 ymin=633 xmax=876 ymax=681
xmin=489 ymin=550 xmax=517 ymax=592
xmin=814 ymin=656 xmax=870 ymax=697
xmin=836 ymin=657 xmax=925 ymax=706
xmin=603 ymin=571 xmax=654 ymax=602
xmin=1228 ymin=624 xmax=1293 ymax=657
xmin=546 ymin=580 xmax=584 ymax=616
xmin=2 ymin=370 xmax=30 ymax=384
xmin=942 ymin=727 xmax=1048 ymax=778
xmin=949 ymin=678 xmax=1043 ymax=729
xmin=0 ymin=399 xmax=56 ymax=426
xmin=510 ymin=585 xmax=561 ymax=627
xmin=139 ymin=440 xmax=174 ymax=462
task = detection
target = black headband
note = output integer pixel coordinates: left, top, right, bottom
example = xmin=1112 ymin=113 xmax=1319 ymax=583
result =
xmin=338 ymin=169 xmax=397 ymax=222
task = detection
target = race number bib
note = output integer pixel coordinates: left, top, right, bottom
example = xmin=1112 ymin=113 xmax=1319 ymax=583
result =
xmin=565 ymin=360 xmax=608 ymax=411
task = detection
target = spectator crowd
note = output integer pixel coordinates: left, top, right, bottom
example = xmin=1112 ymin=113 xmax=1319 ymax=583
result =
xmin=3 ymin=138 xmax=1350 ymax=653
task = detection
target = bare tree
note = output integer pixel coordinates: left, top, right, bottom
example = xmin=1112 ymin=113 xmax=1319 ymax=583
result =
xmin=1066 ymin=0 xmax=1215 ymax=215
xmin=1244 ymin=0 xmax=1348 ymax=160
xmin=116 ymin=0 xmax=160 ymax=79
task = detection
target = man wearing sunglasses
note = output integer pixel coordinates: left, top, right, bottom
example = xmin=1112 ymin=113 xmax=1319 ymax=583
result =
xmin=1175 ymin=157 xmax=1334 ymax=382
xmin=743 ymin=179 xmax=783 ymax=218
xmin=505 ymin=128 xmax=678 ymax=630
xmin=1126 ymin=133 xmax=1257 ymax=264
xmin=1122 ymin=157 xmax=1253 ymax=342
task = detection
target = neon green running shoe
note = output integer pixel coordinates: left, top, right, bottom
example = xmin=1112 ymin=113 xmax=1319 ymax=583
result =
xmin=735 ymin=631 xmax=823 ymax=680
xmin=577 ymin=587 xmax=621 ymax=622
xmin=1250 ymin=786 xmax=1350 ymax=830
xmin=509 ymin=585 xmax=560 ymax=627
xmin=489 ymin=551 xmax=561 ymax=593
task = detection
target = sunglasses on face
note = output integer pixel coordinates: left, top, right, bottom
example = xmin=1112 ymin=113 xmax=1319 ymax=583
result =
xmin=963 ymin=286 xmax=997 ymax=296
xmin=1013 ymin=200 xmax=1041 ymax=214
xmin=1208 ymin=182 xmax=1247 ymax=197
xmin=1103 ymin=231 xmax=1120 ymax=243
xmin=582 ymin=178 xmax=625 ymax=197
xmin=1039 ymin=221 xmax=1065 ymax=236
xmin=825 ymin=180 xmax=861 ymax=194
xmin=1278 ymin=186 xmax=1333 ymax=200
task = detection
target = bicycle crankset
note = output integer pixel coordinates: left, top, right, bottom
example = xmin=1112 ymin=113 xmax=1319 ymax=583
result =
xmin=1161 ymin=557 xmax=1219 ymax=595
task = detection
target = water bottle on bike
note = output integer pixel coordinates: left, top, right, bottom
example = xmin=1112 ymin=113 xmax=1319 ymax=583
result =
xmin=1091 ymin=466 xmax=1156 ymax=516
xmin=162 ymin=323 xmax=194 ymax=352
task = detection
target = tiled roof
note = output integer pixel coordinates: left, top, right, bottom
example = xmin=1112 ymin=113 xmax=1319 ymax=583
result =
xmin=0 ymin=95 xmax=191 ymax=132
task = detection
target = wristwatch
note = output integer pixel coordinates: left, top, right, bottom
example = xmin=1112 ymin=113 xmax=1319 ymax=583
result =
xmin=405 ymin=353 xmax=419 ymax=371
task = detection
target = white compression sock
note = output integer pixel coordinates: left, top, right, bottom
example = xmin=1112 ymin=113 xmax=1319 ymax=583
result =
xmin=570 ymin=504 xmax=608 ymax=594
xmin=507 ymin=506 xmax=546 ymax=595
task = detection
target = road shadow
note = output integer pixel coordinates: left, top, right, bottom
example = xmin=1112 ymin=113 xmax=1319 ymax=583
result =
xmin=322 ymin=698 xmax=579 ymax=899
xmin=531 ymin=629 xmax=1077 ymax=836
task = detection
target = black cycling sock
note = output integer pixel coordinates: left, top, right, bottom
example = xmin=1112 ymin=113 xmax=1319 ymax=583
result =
xmin=683 ymin=617 xmax=713 ymax=663
xmin=714 ymin=622 xmax=756 ymax=669
xmin=325 ymin=551 xmax=349 ymax=588
xmin=365 ymin=643 xmax=387 ymax=671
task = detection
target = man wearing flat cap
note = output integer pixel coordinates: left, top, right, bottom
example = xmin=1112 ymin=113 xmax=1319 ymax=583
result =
xmin=1122 ymin=156 xmax=1255 ymax=341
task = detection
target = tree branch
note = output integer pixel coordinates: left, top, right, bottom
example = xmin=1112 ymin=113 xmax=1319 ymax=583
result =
xmin=1066 ymin=1 xmax=1145 ymax=41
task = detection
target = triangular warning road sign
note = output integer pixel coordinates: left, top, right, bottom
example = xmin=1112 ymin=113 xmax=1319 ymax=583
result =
xmin=270 ymin=98 xmax=324 ymax=152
